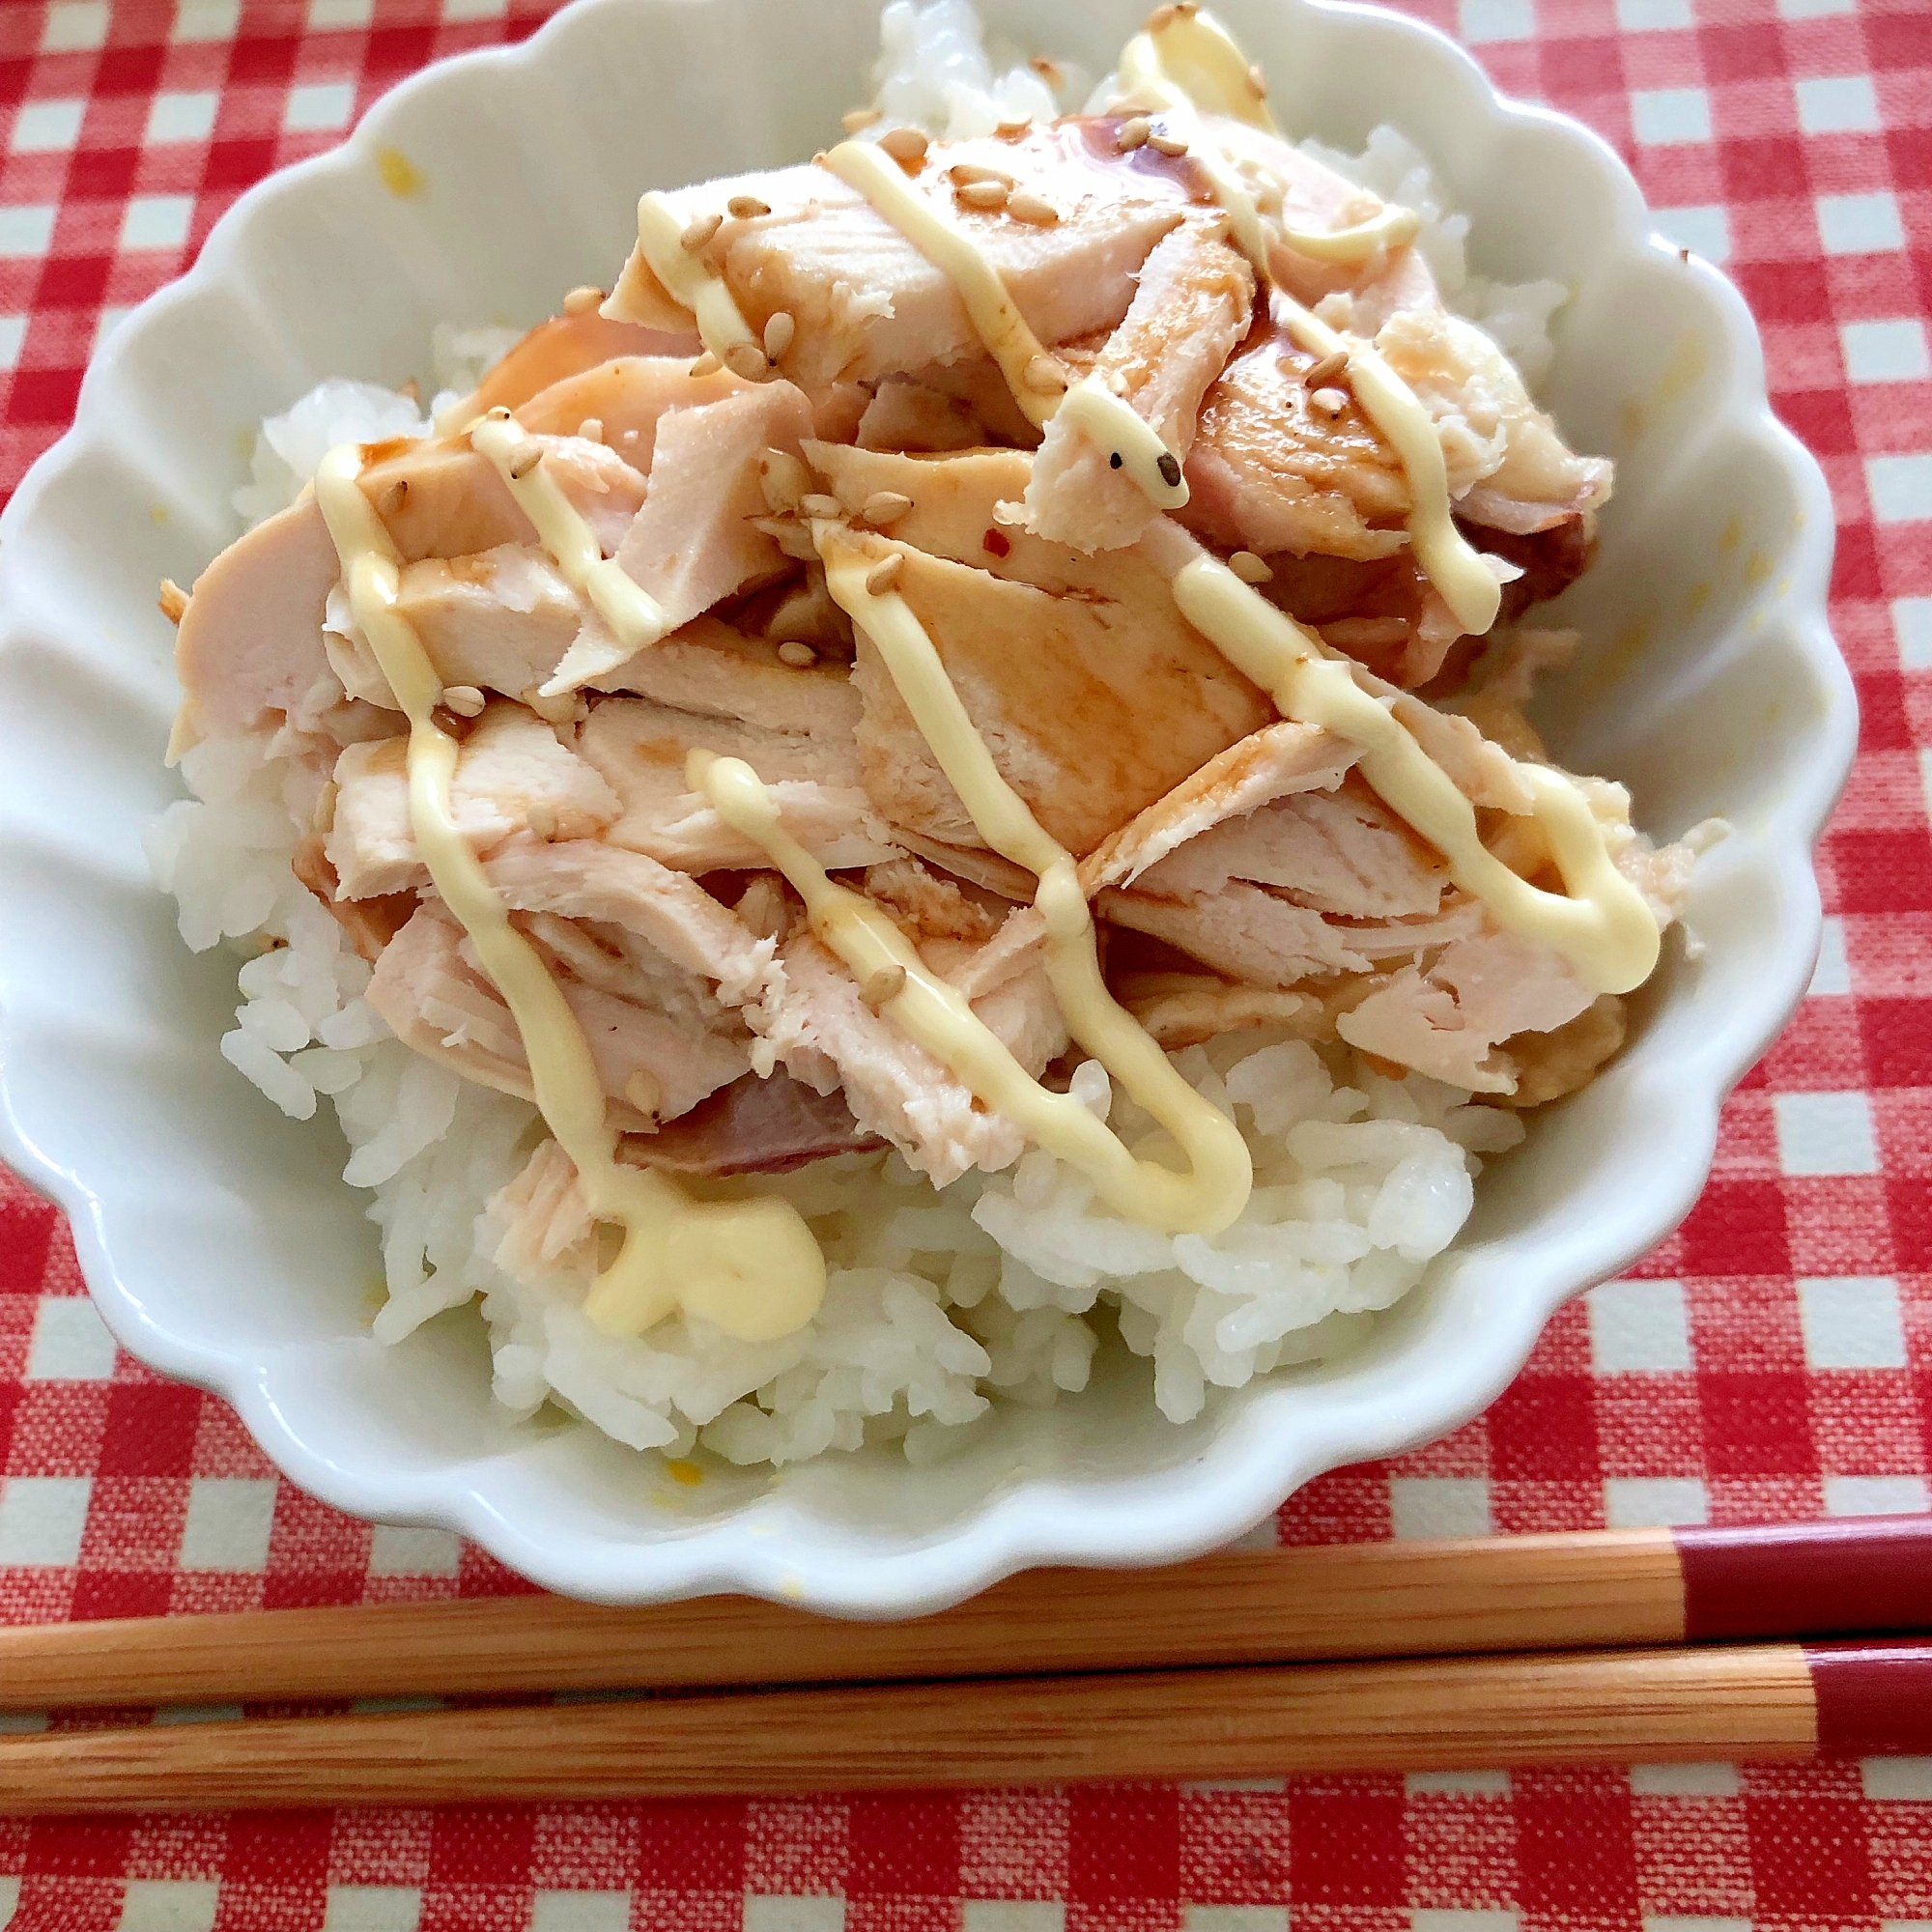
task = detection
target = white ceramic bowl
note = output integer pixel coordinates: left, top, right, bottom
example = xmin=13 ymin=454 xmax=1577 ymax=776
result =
xmin=0 ymin=0 xmax=1853 ymax=1613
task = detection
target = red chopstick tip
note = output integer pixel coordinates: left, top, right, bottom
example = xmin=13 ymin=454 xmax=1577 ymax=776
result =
xmin=1677 ymin=1515 xmax=1932 ymax=1643
xmin=1807 ymin=1642 xmax=1932 ymax=1757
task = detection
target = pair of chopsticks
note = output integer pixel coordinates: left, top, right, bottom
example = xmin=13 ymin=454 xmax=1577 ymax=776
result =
xmin=1 ymin=1515 xmax=1926 ymax=1811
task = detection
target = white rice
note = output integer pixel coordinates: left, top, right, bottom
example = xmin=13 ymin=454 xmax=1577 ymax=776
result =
xmin=146 ymin=3 xmax=1540 ymax=1470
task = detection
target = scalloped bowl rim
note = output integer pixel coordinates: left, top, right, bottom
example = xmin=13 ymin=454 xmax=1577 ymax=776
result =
xmin=0 ymin=0 xmax=1855 ymax=1614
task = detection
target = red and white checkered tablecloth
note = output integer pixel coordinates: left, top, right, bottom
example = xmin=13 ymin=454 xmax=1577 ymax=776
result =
xmin=0 ymin=0 xmax=1927 ymax=1923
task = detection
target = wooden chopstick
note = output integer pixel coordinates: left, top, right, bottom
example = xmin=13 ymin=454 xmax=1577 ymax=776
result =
xmin=3 ymin=1639 xmax=1926 ymax=1813
xmin=2 ymin=1515 xmax=1926 ymax=1711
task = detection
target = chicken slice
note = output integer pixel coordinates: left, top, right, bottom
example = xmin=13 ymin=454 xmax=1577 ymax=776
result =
xmin=604 ymin=121 xmax=1198 ymax=396
xmin=1375 ymin=306 xmax=1611 ymax=534
xmin=630 ymin=1069 xmax=883 ymax=1176
xmin=1115 ymin=970 xmax=1323 ymax=1050
xmin=1024 ymin=218 xmax=1255 ymax=552
xmin=506 ymin=353 xmax=752 ymax=468
xmin=1080 ymin=720 xmax=1361 ymax=895
xmin=855 ymin=378 xmax=992 ymax=454
xmin=326 ymin=700 xmax=622 ymax=898
xmin=392 ymin=545 xmax=582 ymax=700
xmin=595 ymin=614 xmax=860 ymax=732
xmin=173 ymin=495 xmax=347 ymax=745
xmin=359 ymin=433 xmax=646 ymax=564
xmin=754 ymin=930 xmax=1028 ymax=1188
xmin=615 ymin=380 xmax=812 ymax=629
xmin=1334 ymin=923 xmax=1595 ymax=1094
xmin=461 ymin=309 xmax=698 ymax=418
xmin=577 ymin=694 xmax=895 ymax=873
xmin=176 ymin=432 xmax=651 ymax=744
xmin=1207 ymin=115 xmax=1613 ymax=547
xmin=1179 ymin=326 xmax=1412 ymax=563
xmin=807 ymin=445 xmax=1270 ymax=855
xmin=1133 ymin=777 xmax=1448 ymax=920
xmin=478 ymin=837 xmax=781 ymax=1008
xmin=366 ymin=902 xmax=748 ymax=1125
xmin=1097 ymin=879 xmax=1455 ymax=988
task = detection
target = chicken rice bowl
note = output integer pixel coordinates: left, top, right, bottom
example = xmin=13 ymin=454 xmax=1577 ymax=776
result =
xmin=147 ymin=0 xmax=1714 ymax=1472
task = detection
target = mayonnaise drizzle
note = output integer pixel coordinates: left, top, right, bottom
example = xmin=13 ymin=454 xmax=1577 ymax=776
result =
xmin=1276 ymin=204 xmax=1422 ymax=264
xmin=313 ymin=443 xmax=825 ymax=1346
xmin=1057 ymin=372 xmax=1190 ymax=506
xmin=634 ymin=191 xmax=766 ymax=374
xmin=469 ymin=410 xmax=667 ymax=695
xmin=1169 ymin=549 xmax=1660 ymax=994
xmin=1274 ymin=298 xmax=1500 ymax=637
xmin=709 ymin=526 xmax=1252 ymax=1236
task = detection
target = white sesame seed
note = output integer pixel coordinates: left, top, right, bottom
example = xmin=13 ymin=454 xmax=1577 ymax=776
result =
xmin=680 ymin=211 xmax=724 ymax=251
xmin=1117 ymin=116 xmax=1151 ymax=151
xmin=689 ymin=350 xmax=723 ymax=377
xmin=862 ymin=490 xmax=914 ymax=526
xmin=758 ymin=447 xmax=809 ymax=514
xmin=525 ymin=804 xmax=557 ymax=841
xmin=949 ymin=162 xmax=1015 ymax=186
xmin=441 ymin=684 xmax=487 ymax=716
xmin=956 ymin=178 xmax=1009 ymax=212
xmin=1023 ymin=354 xmax=1068 ymax=395
xmin=1148 ymin=130 xmax=1189 ymax=157
xmin=507 ymin=440 xmax=544 ymax=480
xmin=727 ymin=193 xmax=772 ymax=219
xmin=879 ymin=126 xmax=929 ymax=166
xmin=763 ymin=310 xmax=796 ymax=361
xmin=799 ymin=493 xmax=843 ymax=520
xmin=842 ymin=106 xmax=882 ymax=133
xmin=1302 ymin=349 xmax=1350 ymax=387
xmin=1311 ymin=385 xmax=1348 ymax=415
xmin=776 ymin=640 xmax=817 ymax=667
xmin=860 ymin=963 xmax=907 ymax=1010
xmin=1229 ymin=551 xmax=1273 ymax=584
xmin=1008 ymin=190 xmax=1059 ymax=225
xmin=157 ymin=577 xmax=188 ymax=624
xmin=577 ymin=416 xmax=604 ymax=443
xmin=625 ymin=1069 xmax=664 ymax=1116
xmin=866 ymin=552 xmax=905 ymax=595
xmin=724 ymin=341 xmax=767 ymax=380
xmin=562 ymin=284 xmax=604 ymax=315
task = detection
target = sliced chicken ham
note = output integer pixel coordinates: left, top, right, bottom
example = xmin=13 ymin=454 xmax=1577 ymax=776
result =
xmin=631 ymin=1069 xmax=883 ymax=1176
xmin=808 ymin=444 xmax=1270 ymax=854
xmin=604 ymin=121 xmax=1203 ymax=398
xmin=576 ymin=692 xmax=896 ymax=873
xmin=172 ymin=436 xmax=645 ymax=745
xmin=366 ymin=901 xmax=751 ymax=1126
xmin=1024 ymin=217 xmax=1255 ymax=552
xmin=172 ymin=68 xmax=1672 ymax=1224
xmin=325 ymin=701 xmax=622 ymax=899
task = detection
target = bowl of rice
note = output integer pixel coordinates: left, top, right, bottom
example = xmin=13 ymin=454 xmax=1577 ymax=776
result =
xmin=0 ymin=0 xmax=1851 ymax=1611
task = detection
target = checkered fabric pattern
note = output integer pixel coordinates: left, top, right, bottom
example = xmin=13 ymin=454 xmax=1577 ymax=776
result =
xmin=0 ymin=0 xmax=1927 ymax=1922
